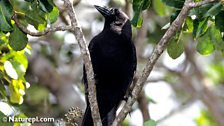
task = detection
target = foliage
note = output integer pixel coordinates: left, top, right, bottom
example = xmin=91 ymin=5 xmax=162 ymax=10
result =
xmin=132 ymin=0 xmax=224 ymax=59
xmin=131 ymin=0 xmax=151 ymax=28
xmin=152 ymin=0 xmax=172 ymax=16
xmin=207 ymin=62 xmax=224 ymax=84
xmin=195 ymin=109 xmax=218 ymax=126
xmin=168 ymin=1 xmax=224 ymax=58
xmin=162 ymin=0 xmax=185 ymax=9
xmin=144 ymin=120 xmax=157 ymax=126
xmin=167 ymin=31 xmax=184 ymax=59
xmin=0 ymin=0 xmax=59 ymax=125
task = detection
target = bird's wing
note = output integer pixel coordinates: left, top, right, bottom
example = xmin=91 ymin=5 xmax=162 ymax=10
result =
xmin=123 ymin=40 xmax=137 ymax=101
xmin=128 ymin=40 xmax=137 ymax=85
xmin=132 ymin=41 xmax=137 ymax=72
xmin=83 ymin=36 xmax=100 ymax=99
xmin=83 ymin=66 xmax=88 ymax=97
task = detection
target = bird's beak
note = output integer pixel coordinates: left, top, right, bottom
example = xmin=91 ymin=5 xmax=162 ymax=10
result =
xmin=94 ymin=5 xmax=112 ymax=18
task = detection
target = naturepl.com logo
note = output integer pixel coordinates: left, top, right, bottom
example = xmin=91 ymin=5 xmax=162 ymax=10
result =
xmin=1 ymin=116 xmax=55 ymax=123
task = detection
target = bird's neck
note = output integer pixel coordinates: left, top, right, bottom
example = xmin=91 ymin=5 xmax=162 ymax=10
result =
xmin=121 ymin=20 xmax=132 ymax=40
xmin=102 ymin=20 xmax=132 ymax=40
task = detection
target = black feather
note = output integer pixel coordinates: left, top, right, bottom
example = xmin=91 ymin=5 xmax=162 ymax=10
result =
xmin=82 ymin=5 xmax=137 ymax=126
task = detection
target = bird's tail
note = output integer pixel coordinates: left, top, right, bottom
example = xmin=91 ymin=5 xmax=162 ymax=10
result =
xmin=101 ymin=106 xmax=116 ymax=126
xmin=81 ymin=105 xmax=117 ymax=126
xmin=81 ymin=105 xmax=93 ymax=126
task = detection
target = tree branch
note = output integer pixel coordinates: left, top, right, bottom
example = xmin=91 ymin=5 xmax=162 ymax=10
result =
xmin=13 ymin=14 xmax=73 ymax=37
xmin=13 ymin=0 xmax=102 ymax=125
xmin=112 ymin=0 xmax=216 ymax=124
xmin=137 ymin=91 xmax=151 ymax=122
xmin=62 ymin=0 xmax=102 ymax=126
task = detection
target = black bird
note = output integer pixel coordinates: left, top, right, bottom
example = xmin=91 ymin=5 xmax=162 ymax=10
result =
xmin=82 ymin=5 xmax=137 ymax=126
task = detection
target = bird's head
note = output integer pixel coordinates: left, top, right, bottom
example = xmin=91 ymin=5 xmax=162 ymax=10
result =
xmin=94 ymin=5 xmax=131 ymax=36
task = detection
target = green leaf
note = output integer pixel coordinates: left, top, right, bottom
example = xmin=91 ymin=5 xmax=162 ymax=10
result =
xmin=185 ymin=17 xmax=193 ymax=32
xmin=0 ymin=113 xmax=13 ymax=126
xmin=144 ymin=120 xmax=156 ymax=126
xmin=132 ymin=0 xmax=140 ymax=11
xmin=37 ymin=23 xmax=46 ymax=31
xmin=9 ymin=79 xmax=25 ymax=104
xmin=131 ymin=9 xmax=142 ymax=27
xmin=193 ymin=18 xmax=208 ymax=38
xmin=0 ymin=111 xmax=5 ymax=118
xmin=133 ymin=14 xmax=143 ymax=28
xmin=195 ymin=109 xmax=219 ymax=126
xmin=25 ymin=84 xmax=49 ymax=105
xmin=204 ymin=2 xmax=222 ymax=17
xmin=46 ymin=6 xmax=59 ymax=23
xmin=0 ymin=111 xmax=13 ymax=126
xmin=2 ymin=50 xmax=28 ymax=78
xmin=13 ymin=52 xmax=28 ymax=70
xmin=161 ymin=0 xmax=184 ymax=9
xmin=10 ymin=60 xmax=26 ymax=79
xmin=0 ymin=32 xmax=6 ymax=45
xmin=132 ymin=0 xmax=151 ymax=27
xmin=196 ymin=41 xmax=214 ymax=55
xmin=0 ymin=0 xmax=13 ymax=22
xmin=196 ymin=24 xmax=224 ymax=55
xmin=192 ymin=19 xmax=199 ymax=38
xmin=9 ymin=25 xmax=28 ymax=51
xmin=0 ymin=79 xmax=7 ymax=98
xmin=189 ymin=3 xmax=213 ymax=19
xmin=153 ymin=0 xmax=168 ymax=16
xmin=209 ymin=25 xmax=224 ymax=52
xmin=196 ymin=28 xmax=215 ymax=55
xmin=0 ymin=0 xmax=13 ymax=31
xmin=142 ymin=0 xmax=151 ymax=10
xmin=39 ymin=0 xmax=53 ymax=12
xmin=207 ymin=63 xmax=224 ymax=84
xmin=167 ymin=32 xmax=184 ymax=59
xmin=215 ymin=11 xmax=224 ymax=32
xmin=24 ymin=1 xmax=47 ymax=30
xmin=4 ymin=61 xmax=18 ymax=79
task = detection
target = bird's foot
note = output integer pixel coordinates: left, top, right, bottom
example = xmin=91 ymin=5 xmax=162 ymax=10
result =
xmin=123 ymin=89 xmax=132 ymax=101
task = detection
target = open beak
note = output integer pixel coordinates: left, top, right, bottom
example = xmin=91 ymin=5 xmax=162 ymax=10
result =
xmin=94 ymin=5 xmax=112 ymax=18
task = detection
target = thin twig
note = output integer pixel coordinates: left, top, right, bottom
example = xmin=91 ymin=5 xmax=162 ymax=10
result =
xmin=62 ymin=0 xmax=102 ymax=126
xmin=13 ymin=14 xmax=73 ymax=36
xmin=112 ymin=0 xmax=217 ymax=125
xmin=188 ymin=0 xmax=217 ymax=8
xmin=137 ymin=91 xmax=151 ymax=121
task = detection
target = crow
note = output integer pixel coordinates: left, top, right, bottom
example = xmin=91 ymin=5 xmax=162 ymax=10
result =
xmin=82 ymin=5 xmax=137 ymax=126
